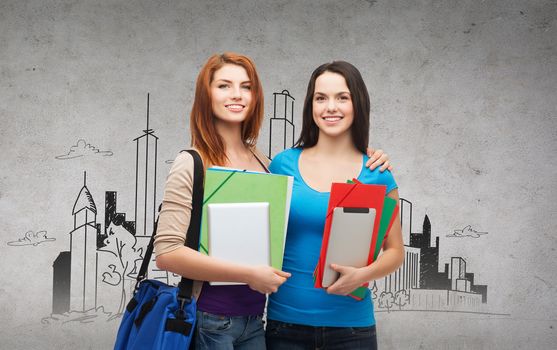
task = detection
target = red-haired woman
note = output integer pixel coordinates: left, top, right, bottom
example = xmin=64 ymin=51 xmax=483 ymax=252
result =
xmin=154 ymin=53 xmax=392 ymax=349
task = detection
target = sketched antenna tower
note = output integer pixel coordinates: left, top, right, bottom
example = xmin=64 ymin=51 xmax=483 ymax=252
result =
xmin=133 ymin=93 xmax=159 ymax=238
xmin=132 ymin=94 xmax=168 ymax=283
xmin=268 ymin=90 xmax=295 ymax=159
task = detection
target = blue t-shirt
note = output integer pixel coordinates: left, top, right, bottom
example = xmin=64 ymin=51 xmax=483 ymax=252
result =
xmin=267 ymin=147 xmax=398 ymax=327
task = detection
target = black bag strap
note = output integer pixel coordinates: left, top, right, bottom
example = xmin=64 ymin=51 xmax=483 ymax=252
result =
xmin=134 ymin=149 xmax=204 ymax=301
xmin=177 ymin=149 xmax=204 ymax=300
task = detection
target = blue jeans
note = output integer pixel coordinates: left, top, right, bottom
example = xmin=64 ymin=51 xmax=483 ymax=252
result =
xmin=194 ymin=311 xmax=266 ymax=349
xmin=265 ymin=319 xmax=377 ymax=350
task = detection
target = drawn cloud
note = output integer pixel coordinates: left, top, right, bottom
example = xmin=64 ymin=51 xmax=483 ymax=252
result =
xmin=447 ymin=225 xmax=488 ymax=238
xmin=55 ymin=139 xmax=113 ymax=160
xmin=7 ymin=230 xmax=56 ymax=246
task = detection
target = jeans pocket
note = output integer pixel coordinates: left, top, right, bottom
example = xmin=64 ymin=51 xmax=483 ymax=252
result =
xmin=349 ymin=325 xmax=376 ymax=337
xmin=199 ymin=312 xmax=232 ymax=332
xmin=249 ymin=315 xmax=265 ymax=332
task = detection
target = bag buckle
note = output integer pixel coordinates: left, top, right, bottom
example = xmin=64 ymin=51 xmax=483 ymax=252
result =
xmin=133 ymin=276 xmax=144 ymax=293
xmin=175 ymin=296 xmax=191 ymax=320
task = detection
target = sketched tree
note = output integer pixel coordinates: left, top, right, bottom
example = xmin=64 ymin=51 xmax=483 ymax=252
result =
xmin=98 ymin=222 xmax=143 ymax=315
xmin=370 ymin=280 xmax=378 ymax=300
xmin=378 ymin=291 xmax=395 ymax=312
xmin=394 ymin=289 xmax=410 ymax=310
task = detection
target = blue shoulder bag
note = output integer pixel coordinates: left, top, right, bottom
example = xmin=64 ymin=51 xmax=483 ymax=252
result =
xmin=114 ymin=149 xmax=204 ymax=350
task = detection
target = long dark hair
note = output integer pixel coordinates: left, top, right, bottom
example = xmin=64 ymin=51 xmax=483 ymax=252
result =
xmin=294 ymin=61 xmax=370 ymax=153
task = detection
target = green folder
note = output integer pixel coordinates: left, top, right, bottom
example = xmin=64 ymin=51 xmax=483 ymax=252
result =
xmin=350 ymin=196 xmax=398 ymax=300
xmin=200 ymin=168 xmax=293 ymax=270
xmin=373 ymin=197 xmax=397 ymax=260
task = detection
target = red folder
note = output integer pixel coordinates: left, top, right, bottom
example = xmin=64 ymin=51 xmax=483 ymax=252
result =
xmin=314 ymin=182 xmax=387 ymax=289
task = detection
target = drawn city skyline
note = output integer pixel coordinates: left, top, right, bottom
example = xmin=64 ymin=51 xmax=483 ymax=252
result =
xmin=373 ymin=198 xmax=491 ymax=313
xmin=45 ymin=90 xmax=498 ymax=324
xmin=50 ymin=94 xmax=168 ymax=321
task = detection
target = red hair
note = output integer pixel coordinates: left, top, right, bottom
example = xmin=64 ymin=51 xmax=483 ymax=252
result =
xmin=190 ymin=53 xmax=264 ymax=166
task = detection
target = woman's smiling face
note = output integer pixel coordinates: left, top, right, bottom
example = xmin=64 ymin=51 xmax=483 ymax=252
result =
xmin=210 ymin=63 xmax=252 ymax=125
xmin=312 ymin=71 xmax=354 ymax=139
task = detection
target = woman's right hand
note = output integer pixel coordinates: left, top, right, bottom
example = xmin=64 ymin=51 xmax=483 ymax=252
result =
xmin=246 ymin=266 xmax=291 ymax=294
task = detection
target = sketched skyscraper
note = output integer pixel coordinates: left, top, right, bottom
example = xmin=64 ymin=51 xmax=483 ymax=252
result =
xmin=69 ymin=172 xmax=98 ymax=311
xmin=134 ymin=93 xmax=159 ymax=238
xmin=132 ymin=94 xmax=169 ymax=283
xmin=268 ymin=90 xmax=296 ymax=159
xmin=399 ymin=198 xmax=413 ymax=245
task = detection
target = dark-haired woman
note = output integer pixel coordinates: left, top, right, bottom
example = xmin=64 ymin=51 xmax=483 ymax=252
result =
xmin=266 ymin=61 xmax=405 ymax=350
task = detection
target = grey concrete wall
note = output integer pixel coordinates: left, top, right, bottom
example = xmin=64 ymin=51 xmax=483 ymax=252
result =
xmin=0 ymin=0 xmax=555 ymax=349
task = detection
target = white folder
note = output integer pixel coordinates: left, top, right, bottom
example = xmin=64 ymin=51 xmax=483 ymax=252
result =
xmin=322 ymin=207 xmax=376 ymax=288
xmin=207 ymin=202 xmax=270 ymax=285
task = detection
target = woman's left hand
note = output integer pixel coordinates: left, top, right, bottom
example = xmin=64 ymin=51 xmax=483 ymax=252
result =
xmin=366 ymin=147 xmax=393 ymax=172
xmin=325 ymin=264 xmax=367 ymax=296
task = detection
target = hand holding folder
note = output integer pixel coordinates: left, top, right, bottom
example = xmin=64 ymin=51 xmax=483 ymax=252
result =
xmin=314 ymin=181 xmax=386 ymax=289
xmin=313 ymin=179 xmax=399 ymax=300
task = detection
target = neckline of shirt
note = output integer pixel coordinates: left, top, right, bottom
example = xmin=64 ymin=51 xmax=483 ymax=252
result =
xmin=294 ymin=147 xmax=366 ymax=195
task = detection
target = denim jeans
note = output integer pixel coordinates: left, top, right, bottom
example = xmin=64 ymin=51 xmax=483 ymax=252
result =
xmin=265 ymin=319 xmax=377 ymax=350
xmin=194 ymin=311 xmax=266 ymax=350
